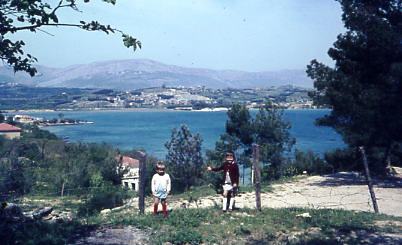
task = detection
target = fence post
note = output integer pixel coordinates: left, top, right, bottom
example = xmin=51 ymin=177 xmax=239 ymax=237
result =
xmin=252 ymin=144 xmax=261 ymax=211
xmin=359 ymin=146 xmax=379 ymax=213
xmin=137 ymin=151 xmax=147 ymax=215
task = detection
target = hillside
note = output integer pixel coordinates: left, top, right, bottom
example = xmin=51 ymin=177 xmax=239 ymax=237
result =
xmin=0 ymin=59 xmax=312 ymax=89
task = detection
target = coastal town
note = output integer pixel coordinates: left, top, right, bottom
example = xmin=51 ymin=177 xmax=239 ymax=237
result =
xmin=0 ymin=82 xmax=317 ymax=112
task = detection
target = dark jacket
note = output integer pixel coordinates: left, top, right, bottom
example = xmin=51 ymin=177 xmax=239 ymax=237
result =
xmin=211 ymin=161 xmax=239 ymax=186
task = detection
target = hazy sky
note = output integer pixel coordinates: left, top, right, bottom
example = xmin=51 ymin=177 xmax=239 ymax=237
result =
xmin=13 ymin=0 xmax=344 ymax=71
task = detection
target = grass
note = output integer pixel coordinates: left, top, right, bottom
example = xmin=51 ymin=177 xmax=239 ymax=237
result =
xmin=99 ymin=207 xmax=402 ymax=244
xmin=9 ymin=176 xmax=402 ymax=244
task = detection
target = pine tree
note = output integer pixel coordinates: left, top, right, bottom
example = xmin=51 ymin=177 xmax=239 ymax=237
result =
xmin=165 ymin=125 xmax=204 ymax=192
xmin=307 ymin=0 xmax=402 ymax=174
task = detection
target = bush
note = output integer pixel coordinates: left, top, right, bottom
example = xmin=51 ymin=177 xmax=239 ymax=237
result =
xmin=78 ymin=181 xmax=129 ymax=216
xmin=324 ymin=148 xmax=360 ymax=172
xmin=292 ymin=150 xmax=333 ymax=175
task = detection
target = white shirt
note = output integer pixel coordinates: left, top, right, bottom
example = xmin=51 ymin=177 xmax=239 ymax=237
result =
xmin=152 ymin=173 xmax=171 ymax=195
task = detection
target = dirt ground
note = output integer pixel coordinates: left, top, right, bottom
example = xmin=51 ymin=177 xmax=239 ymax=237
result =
xmin=148 ymin=168 xmax=402 ymax=217
xmin=75 ymin=169 xmax=402 ymax=244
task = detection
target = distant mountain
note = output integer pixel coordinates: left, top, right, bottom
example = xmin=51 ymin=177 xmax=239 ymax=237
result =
xmin=0 ymin=59 xmax=313 ymax=89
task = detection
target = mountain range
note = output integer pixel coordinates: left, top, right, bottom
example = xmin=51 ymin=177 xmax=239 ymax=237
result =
xmin=0 ymin=59 xmax=313 ymax=90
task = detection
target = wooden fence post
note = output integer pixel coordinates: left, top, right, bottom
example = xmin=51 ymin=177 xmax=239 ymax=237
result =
xmin=252 ymin=144 xmax=261 ymax=211
xmin=359 ymin=146 xmax=379 ymax=214
xmin=137 ymin=151 xmax=147 ymax=215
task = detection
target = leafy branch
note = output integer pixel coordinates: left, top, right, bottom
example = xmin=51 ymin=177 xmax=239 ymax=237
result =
xmin=0 ymin=0 xmax=141 ymax=76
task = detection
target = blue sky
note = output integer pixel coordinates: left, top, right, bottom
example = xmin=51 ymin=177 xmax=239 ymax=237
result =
xmin=13 ymin=0 xmax=344 ymax=71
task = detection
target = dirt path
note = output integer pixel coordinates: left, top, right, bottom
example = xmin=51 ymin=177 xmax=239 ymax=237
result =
xmin=74 ymin=170 xmax=402 ymax=244
xmin=158 ymin=170 xmax=402 ymax=217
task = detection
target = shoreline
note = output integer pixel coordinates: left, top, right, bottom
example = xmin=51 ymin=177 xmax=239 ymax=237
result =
xmin=5 ymin=107 xmax=330 ymax=114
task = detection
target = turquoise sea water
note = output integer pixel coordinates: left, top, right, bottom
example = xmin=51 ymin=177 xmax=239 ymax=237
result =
xmin=28 ymin=109 xmax=345 ymax=158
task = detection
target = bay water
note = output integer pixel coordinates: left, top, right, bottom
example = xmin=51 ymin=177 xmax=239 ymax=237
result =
xmin=28 ymin=109 xmax=345 ymax=159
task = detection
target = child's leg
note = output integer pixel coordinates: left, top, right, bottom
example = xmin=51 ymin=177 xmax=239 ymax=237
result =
xmin=222 ymin=190 xmax=228 ymax=211
xmin=153 ymin=197 xmax=160 ymax=215
xmin=161 ymin=199 xmax=168 ymax=217
xmin=229 ymin=191 xmax=235 ymax=211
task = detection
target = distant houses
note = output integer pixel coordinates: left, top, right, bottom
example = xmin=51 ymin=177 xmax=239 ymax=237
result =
xmin=13 ymin=114 xmax=40 ymax=124
xmin=0 ymin=123 xmax=22 ymax=139
xmin=117 ymin=155 xmax=140 ymax=191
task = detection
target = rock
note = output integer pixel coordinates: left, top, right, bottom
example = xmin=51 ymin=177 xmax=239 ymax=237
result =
xmin=287 ymin=234 xmax=300 ymax=243
xmin=111 ymin=206 xmax=124 ymax=212
xmin=100 ymin=209 xmax=111 ymax=215
xmin=350 ymin=231 xmax=358 ymax=239
xmin=32 ymin=207 xmax=53 ymax=220
xmin=296 ymin=212 xmax=311 ymax=218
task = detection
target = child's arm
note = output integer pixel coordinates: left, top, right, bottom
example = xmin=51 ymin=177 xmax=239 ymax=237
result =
xmin=210 ymin=164 xmax=224 ymax=172
xmin=166 ymin=174 xmax=171 ymax=194
xmin=151 ymin=174 xmax=157 ymax=194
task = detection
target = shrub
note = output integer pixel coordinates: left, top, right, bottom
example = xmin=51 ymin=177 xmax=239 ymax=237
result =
xmin=292 ymin=149 xmax=333 ymax=175
xmin=324 ymin=148 xmax=360 ymax=172
xmin=78 ymin=180 xmax=129 ymax=216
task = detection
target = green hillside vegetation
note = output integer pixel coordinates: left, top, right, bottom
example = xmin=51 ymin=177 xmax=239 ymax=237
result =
xmin=0 ymin=84 xmax=92 ymax=110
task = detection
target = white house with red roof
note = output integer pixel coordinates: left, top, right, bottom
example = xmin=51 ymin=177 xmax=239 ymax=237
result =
xmin=117 ymin=155 xmax=140 ymax=191
xmin=0 ymin=123 xmax=22 ymax=139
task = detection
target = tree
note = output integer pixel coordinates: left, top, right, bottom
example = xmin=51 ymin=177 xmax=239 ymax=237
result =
xmin=165 ymin=124 xmax=204 ymax=192
xmin=307 ymin=0 xmax=402 ymax=174
xmin=254 ymin=102 xmax=295 ymax=179
xmin=208 ymin=102 xmax=295 ymax=182
xmin=0 ymin=0 xmax=141 ymax=76
xmin=223 ymin=103 xmax=254 ymax=184
xmin=0 ymin=113 xmax=4 ymax=123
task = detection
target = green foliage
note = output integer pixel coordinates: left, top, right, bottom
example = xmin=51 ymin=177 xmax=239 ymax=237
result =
xmin=0 ymin=132 xmax=123 ymax=202
xmin=292 ymin=150 xmax=332 ymax=176
xmin=106 ymin=207 xmax=399 ymax=244
xmin=0 ymin=209 xmax=85 ymax=245
xmin=307 ymin=0 xmax=402 ymax=174
xmin=209 ymin=102 xmax=295 ymax=182
xmin=324 ymin=148 xmax=361 ymax=172
xmin=0 ymin=85 xmax=90 ymax=110
xmin=0 ymin=113 xmax=4 ymax=123
xmin=226 ymin=103 xmax=254 ymax=149
xmin=78 ymin=178 xmax=129 ymax=216
xmin=0 ymin=157 xmax=35 ymax=201
xmin=254 ymin=103 xmax=295 ymax=179
xmin=165 ymin=124 xmax=204 ymax=192
xmin=21 ymin=124 xmax=58 ymax=140
xmin=0 ymin=0 xmax=141 ymax=75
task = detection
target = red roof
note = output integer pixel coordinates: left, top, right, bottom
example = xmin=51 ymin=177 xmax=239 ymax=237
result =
xmin=116 ymin=155 xmax=139 ymax=168
xmin=0 ymin=123 xmax=22 ymax=132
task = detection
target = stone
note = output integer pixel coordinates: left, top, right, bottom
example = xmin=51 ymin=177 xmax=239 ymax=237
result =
xmin=100 ymin=209 xmax=111 ymax=215
xmin=296 ymin=212 xmax=311 ymax=218
xmin=32 ymin=207 xmax=53 ymax=220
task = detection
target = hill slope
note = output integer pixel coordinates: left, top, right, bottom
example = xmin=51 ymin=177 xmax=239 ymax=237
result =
xmin=0 ymin=59 xmax=312 ymax=89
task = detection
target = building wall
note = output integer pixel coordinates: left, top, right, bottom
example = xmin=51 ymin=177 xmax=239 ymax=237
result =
xmin=121 ymin=167 xmax=140 ymax=191
xmin=0 ymin=132 xmax=21 ymax=139
xmin=122 ymin=177 xmax=139 ymax=191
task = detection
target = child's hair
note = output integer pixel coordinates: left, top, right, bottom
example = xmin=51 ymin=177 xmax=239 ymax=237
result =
xmin=156 ymin=161 xmax=166 ymax=171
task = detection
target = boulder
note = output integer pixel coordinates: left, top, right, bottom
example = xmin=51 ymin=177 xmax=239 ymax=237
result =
xmin=32 ymin=207 xmax=53 ymax=220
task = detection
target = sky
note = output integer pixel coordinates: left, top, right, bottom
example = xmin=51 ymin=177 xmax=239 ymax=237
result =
xmin=12 ymin=0 xmax=344 ymax=72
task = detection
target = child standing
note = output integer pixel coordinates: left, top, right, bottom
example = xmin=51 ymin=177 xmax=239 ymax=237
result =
xmin=151 ymin=162 xmax=171 ymax=217
xmin=207 ymin=151 xmax=239 ymax=212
